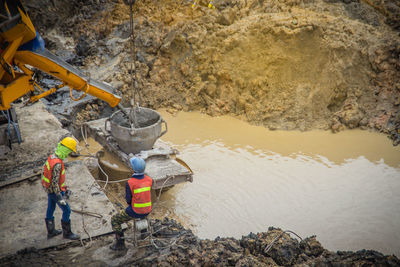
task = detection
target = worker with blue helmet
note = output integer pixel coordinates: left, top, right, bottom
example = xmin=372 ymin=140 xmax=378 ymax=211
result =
xmin=110 ymin=157 xmax=153 ymax=250
xmin=130 ymin=157 xmax=145 ymax=175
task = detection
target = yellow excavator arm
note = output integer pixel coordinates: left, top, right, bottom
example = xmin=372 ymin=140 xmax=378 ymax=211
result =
xmin=0 ymin=0 xmax=121 ymax=110
xmin=14 ymin=49 xmax=121 ymax=108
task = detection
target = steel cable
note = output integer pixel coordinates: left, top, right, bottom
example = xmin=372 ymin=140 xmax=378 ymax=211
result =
xmin=129 ymin=2 xmax=142 ymax=107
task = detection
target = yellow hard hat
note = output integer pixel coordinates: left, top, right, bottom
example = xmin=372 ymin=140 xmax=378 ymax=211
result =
xmin=60 ymin=137 xmax=77 ymax=152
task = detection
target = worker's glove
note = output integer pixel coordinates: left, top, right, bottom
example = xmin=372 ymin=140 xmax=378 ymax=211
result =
xmin=57 ymin=194 xmax=67 ymax=206
xmin=65 ymin=189 xmax=72 ymax=200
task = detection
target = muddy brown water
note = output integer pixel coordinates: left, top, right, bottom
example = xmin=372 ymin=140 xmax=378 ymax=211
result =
xmin=155 ymin=110 xmax=400 ymax=256
xmin=75 ymin=111 xmax=400 ymax=256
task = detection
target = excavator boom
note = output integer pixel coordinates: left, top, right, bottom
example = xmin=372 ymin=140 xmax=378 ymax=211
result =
xmin=0 ymin=0 xmax=122 ymax=153
xmin=0 ymin=0 xmax=121 ymax=110
xmin=14 ymin=49 xmax=121 ymax=108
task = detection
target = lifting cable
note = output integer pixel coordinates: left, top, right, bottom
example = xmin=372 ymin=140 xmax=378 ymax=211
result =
xmin=128 ymin=0 xmax=142 ymax=107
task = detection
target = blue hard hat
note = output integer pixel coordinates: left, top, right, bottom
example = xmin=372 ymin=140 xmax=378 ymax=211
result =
xmin=130 ymin=157 xmax=145 ymax=175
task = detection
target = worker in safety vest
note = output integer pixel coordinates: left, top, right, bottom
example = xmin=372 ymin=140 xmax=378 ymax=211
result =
xmin=110 ymin=157 xmax=153 ymax=250
xmin=42 ymin=137 xmax=80 ymax=240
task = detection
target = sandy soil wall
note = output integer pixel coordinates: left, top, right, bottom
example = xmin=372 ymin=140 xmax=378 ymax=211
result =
xmin=25 ymin=0 xmax=400 ymax=144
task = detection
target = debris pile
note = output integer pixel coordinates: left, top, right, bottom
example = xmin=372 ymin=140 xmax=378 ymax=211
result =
xmin=1 ymin=218 xmax=399 ymax=266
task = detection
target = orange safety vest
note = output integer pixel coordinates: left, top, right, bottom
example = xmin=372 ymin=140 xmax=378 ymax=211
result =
xmin=41 ymin=155 xmax=66 ymax=192
xmin=128 ymin=175 xmax=153 ymax=214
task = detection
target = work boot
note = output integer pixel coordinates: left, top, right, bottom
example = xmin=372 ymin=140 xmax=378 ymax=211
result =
xmin=110 ymin=232 xmax=126 ymax=251
xmin=45 ymin=218 xmax=62 ymax=239
xmin=61 ymin=220 xmax=80 ymax=240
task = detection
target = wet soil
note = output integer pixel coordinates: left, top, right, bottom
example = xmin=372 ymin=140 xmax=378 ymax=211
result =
xmin=1 ymin=218 xmax=399 ymax=266
xmin=24 ymin=0 xmax=400 ymax=145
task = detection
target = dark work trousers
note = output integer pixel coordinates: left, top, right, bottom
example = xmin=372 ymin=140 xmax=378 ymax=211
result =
xmin=46 ymin=192 xmax=71 ymax=222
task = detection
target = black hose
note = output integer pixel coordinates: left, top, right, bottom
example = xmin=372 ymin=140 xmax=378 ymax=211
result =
xmin=8 ymin=110 xmax=21 ymax=144
xmin=2 ymin=109 xmax=22 ymax=144
xmin=2 ymin=110 xmax=11 ymax=143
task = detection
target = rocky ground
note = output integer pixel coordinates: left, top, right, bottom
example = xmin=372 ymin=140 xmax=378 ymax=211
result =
xmin=1 ymin=218 xmax=399 ymax=266
xmin=25 ymin=0 xmax=400 ymax=144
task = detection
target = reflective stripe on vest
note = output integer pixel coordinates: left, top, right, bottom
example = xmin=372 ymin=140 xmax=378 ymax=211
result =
xmin=134 ymin=202 xmax=152 ymax=208
xmin=128 ymin=175 xmax=153 ymax=214
xmin=134 ymin=186 xmax=151 ymax=194
xmin=42 ymin=155 xmax=66 ymax=191
xmin=42 ymin=174 xmax=50 ymax=184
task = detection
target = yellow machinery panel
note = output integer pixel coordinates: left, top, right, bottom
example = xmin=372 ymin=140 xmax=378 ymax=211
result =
xmin=0 ymin=0 xmax=121 ymax=110
xmin=0 ymin=73 xmax=33 ymax=110
xmin=1 ymin=6 xmax=36 ymax=44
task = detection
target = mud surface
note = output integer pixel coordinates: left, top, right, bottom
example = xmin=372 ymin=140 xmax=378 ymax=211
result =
xmin=0 ymin=103 xmax=69 ymax=181
xmin=1 ymin=218 xmax=399 ymax=266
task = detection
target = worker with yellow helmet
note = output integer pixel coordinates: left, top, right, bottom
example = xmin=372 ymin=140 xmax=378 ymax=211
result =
xmin=41 ymin=136 xmax=80 ymax=240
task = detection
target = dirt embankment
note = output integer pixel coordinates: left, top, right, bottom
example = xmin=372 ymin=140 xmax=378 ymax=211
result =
xmin=1 ymin=218 xmax=399 ymax=266
xmin=25 ymin=0 xmax=400 ymax=144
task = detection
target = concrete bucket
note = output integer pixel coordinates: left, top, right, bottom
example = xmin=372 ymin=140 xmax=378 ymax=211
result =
xmin=105 ymin=107 xmax=167 ymax=154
